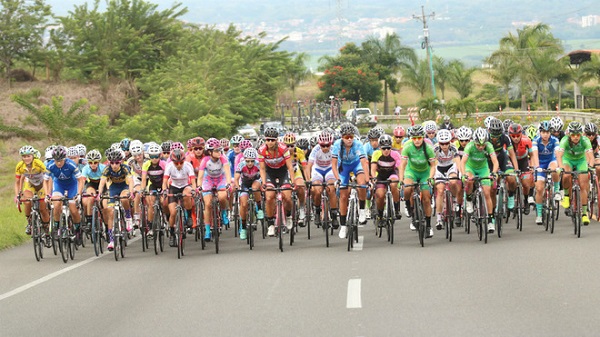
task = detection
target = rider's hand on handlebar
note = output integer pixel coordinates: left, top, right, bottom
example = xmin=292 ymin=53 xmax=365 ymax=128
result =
xmin=14 ymin=195 xmax=20 ymax=205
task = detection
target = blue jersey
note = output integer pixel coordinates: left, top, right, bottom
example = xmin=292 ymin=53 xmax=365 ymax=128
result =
xmin=227 ymin=149 xmax=239 ymax=176
xmin=332 ymin=139 xmax=366 ymax=166
xmin=81 ymin=163 xmax=106 ymax=182
xmin=363 ymin=142 xmax=378 ymax=158
xmin=532 ymin=135 xmax=559 ymax=163
xmin=44 ymin=158 xmax=82 ymax=183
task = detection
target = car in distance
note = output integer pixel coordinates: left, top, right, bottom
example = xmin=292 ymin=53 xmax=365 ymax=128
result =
xmin=345 ymin=108 xmax=377 ymax=127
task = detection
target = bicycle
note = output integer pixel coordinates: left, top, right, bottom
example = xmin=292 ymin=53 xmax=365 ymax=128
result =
xmin=563 ymin=171 xmax=585 ymax=238
xmin=304 ymin=182 xmax=312 ymax=240
xmin=374 ymin=180 xmax=398 ymax=245
xmin=148 ymin=190 xmax=167 ymax=255
xmin=50 ymin=195 xmax=77 ymax=263
xmin=207 ymin=186 xmax=230 ymax=254
xmin=19 ymin=195 xmax=47 ymax=261
xmin=232 ymin=189 xmax=240 ymax=238
xmin=138 ymin=191 xmax=150 ymax=252
xmin=311 ymin=182 xmax=335 ymax=247
xmin=193 ymin=192 xmax=206 ymax=250
xmin=241 ymin=188 xmax=263 ymax=250
xmin=345 ymin=182 xmax=368 ymax=251
xmin=266 ymin=180 xmax=294 ymax=252
xmin=101 ymin=195 xmax=130 ymax=261
xmin=166 ymin=192 xmax=191 ymax=259
xmin=495 ymin=172 xmax=514 ymax=238
xmin=466 ymin=176 xmax=493 ymax=244
xmin=403 ymin=182 xmax=428 ymax=247
xmin=512 ymin=170 xmax=526 ymax=232
xmin=435 ymin=177 xmax=460 ymax=242
xmin=535 ymin=168 xmax=558 ymax=234
xmin=587 ymin=164 xmax=600 ymax=221
xmin=83 ymin=193 xmax=105 ymax=257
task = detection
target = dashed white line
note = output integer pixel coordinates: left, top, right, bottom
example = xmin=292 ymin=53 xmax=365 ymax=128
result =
xmin=347 ymin=278 xmax=362 ymax=308
xmin=352 ymin=235 xmax=364 ymax=251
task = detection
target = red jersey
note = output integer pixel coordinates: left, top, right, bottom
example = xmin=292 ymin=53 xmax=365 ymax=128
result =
xmin=186 ymin=153 xmax=204 ymax=175
xmin=512 ymin=134 xmax=533 ymax=160
xmin=258 ymin=143 xmax=290 ymax=169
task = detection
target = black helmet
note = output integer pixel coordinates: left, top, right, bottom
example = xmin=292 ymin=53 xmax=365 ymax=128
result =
xmin=263 ymin=127 xmax=279 ymax=138
xmin=488 ymin=118 xmax=504 ymax=136
xmin=52 ymin=146 xmax=67 ymax=161
xmin=161 ymin=141 xmax=172 ymax=153
xmin=378 ymin=134 xmax=393 ymax=147
xmin=340 ymin=122 xmax=355 ymax=136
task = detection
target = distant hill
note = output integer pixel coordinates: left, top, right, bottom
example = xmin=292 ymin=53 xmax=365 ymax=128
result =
xmin=46 ymin=0 xmax=600 ymax=66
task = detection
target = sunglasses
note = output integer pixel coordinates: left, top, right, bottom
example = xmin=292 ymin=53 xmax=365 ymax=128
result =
xmin=89 ymin=161 xmax=100 ymax=165
xmin=586 ymin=133 xmax=596 ymax=137
xmin=381 ymin=147 xmax=392 ymax=150
xmin=459 ymin=139 xmax=469 ymax=142
xmin=510 ymin=135 xmax=521 ymax=138
xmin=287 ymin=144 xmax=295 ymax=148
xmin=395 ymin=136 xmax=404 ymax=139
xmin=570 ymin=133 xmax=581 ymax=136
xmin=320 ymin=144 xmax=331 ymax=148
xmin=110 ymin=161 xmax=121 ymax=165
xmin=439 ymin=142 xmax=450 ymax=146
xmin=342 ymin=135 xmax=354 ymax=140
xmin=173 ymin=161 xmax=184 ymax=165
xmin=245 ymin=160 xmax=255 ymax=163
xmin=163 ymin=151 xmax=170 ymax=155
xmin=265 ymin=138 xmax=277 ymax=142
xmin=475 ymin=143 xmax=486 ymax=147
xmin=193 ymin=147 xmax=203 ymax=151
xmin=412 ymin=136 xmax=423 ymax=141
xmin=427 ymin=132 xmax=436 ymax=135
xmin=149 ymin=155 xmax=160 ymax=159
xmin=232 ymin=144 xmax=240 ymax=147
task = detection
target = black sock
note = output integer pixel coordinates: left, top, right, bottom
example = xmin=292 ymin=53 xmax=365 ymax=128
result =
xmin=267 ymin=217 xmax=275 ymax=227
xmin=242 ymin=220 xmax=247 ymax=228
xmin=359 ymin=200 xmax=366 ymax=209
xmin=394 ymin=202 xmax=400 ymax=213
xmin=340 ymin=215 xmax=347 ymax=226
xmin=378 ymin=210 xmax=384 ymax=217
xmin=488 ymin=214 xmax=495 ymax=222
xmin=330 ymin=208 xmax=338 ymax=220
xmin=86 ymin=215 xmax=92 ymax=224
xmin=426 ymin=217 xmax=431 ymax=228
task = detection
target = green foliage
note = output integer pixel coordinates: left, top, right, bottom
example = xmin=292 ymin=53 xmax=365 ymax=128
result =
xmin=400 ymin=59 xmax=430 ymax=98
xmin=447 ymin=60 xmax=475 ymax=99
xmin=476 ymin=84 xmax=502 ymax=101
xmin=446 ymin=97 xmax=477 ymax=118
xmin=317 ymin=64 xmax=382 ymax=105
xmin=416 ymin=96 xmax=442 ymax=121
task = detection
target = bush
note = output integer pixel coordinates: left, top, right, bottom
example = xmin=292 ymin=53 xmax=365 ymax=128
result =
xmin=8 ymin=69 xmax=35 ymax=82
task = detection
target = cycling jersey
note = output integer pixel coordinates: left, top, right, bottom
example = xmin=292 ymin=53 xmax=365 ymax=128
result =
xmin=532 ymin=135 xmax=560 ymax=163
xmin=371 ymin=149 xmax=401 ymax=179
xmin=363 ymin=142 xmax=378 ymax=158
xmin=164 ymin=161 xmax=195 ymax=189
xmin=126 ymin=157 xmax=145 ymax=178
xmin=142 ymin=160 xmax=166 ymax=188
xmin=557 ymin=136 xmax=592 ymax=161
xmin=289 ymin=146 xmax=307 ymax=169
xmin=258 ymin=143 xmax=290 ymax=169
xmin=186 ymin=153 xmax=204 ymax=175
xmin=199 ymin=155 xmax=228 ymax=178
xmin=392 ymin=137 xmax=403 ymax=152
xmin=332 ymin=139 xmax=366 ymax=165
xmin=227 ymin=149 xmax=241 ymax=176
xmin=15 ymin=158 xmax=47 ymax=186
xmin=512 ymin=135 xmax=533 ymax=160
xmin=463 ymin=142 xmax=495 ymax=170
xmin=45 ymin=159 xmax=82 ymax=183
xmin=308 ymin=145 xmax=333 ymax=169
xmin=101 ymin=164 xmax=131 ymax=185
xmin=236 ymin=161 xmax=260 ymax=186
xmin=433 ymin=143 xmax=459 ymax=168
xmin=489 ymin=134 xmax=513 ymax=154
xmin=81 ymin=163 xmax=106 ymax=183
xmin=400 ymin=140 xmax=436 ymax=172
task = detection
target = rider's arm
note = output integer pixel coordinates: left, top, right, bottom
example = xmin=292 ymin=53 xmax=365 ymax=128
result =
xmin=507 ymin=147 xmax=519 ymax=170
xmin=555 ymin=149 xmax=564 ymax=169
xmin=304 ymin=161 xmax=313 ymax=182
xmin=224 ymin=162 xmax=232 ymax=186
xmin=360 ymin=156 xmax=370 ymax=180
xmin=259 ymin=161 xmax=267 ymax=187
xmin=286 ymin=156 xmax=295 ymax=183
xmin=586 ymin=149 xmax=595 ymax=168
xmin=398 ymin=158 xmax=407 ymax=182
xmin=530 ymin=148 xmax=539 ymax=169
xmin=490 ymin=153 xmax=499 ymax=174
xmin=14 ymin=167 xmax=22 ymax=198
xmin=460 ymin=153 xmax=469 ymax=176
xmin=97 ymin=176 xmax=107 ymax=196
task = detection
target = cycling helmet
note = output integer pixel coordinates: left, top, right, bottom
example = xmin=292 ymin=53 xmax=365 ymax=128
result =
xmin=297 ymin=137 xmax=309 ymax=150
xmin=53 ymin=146 xmax=67 ymax=161
xmin=309 ymin=135 xmax=319 ymax=148
xmin=283 ymin=132 xmax=296 ymax=145
xmin=130 ymin=140 xmax=144 ymax=156
xmin=67 ymin=146 xmax=79 ymax=158
xmin=410 ymin=125 xmax=425 ymax=137
xmin=508 ymin=123 xmax=523 ymax=135
xmin=189 ymin=137 xmax=204 ymax=148
xmin=318 ymin=131 xmax=334 ymax=145
xmin=585 ymin=122 xmax=598 ymax=135
xmin=484 ymin=116 xmax=495 ymax=129
xmin=19 ymin=145 xmax=35 ymax=156
xmin=502 ymin=119 xmax=513 ymax=132
xmin=110 ymin=142 xmax=121 ymax=150
xmin=378 ymin=134 xmax=393 ymax=147
xmin=437 ymin=129 xmax=453 ymax=143
xmin=424 ymin=121 xmax=437 ymax=133
xmin=488 ymin=118 xmax=504 ymax=136
xmin=75 ymin=144 xmax=87 ymax=157
xmin=230 ymin=135 xmax=244 ymax=146
xmin=526 ymin=125 xmax=538 ymax=140
xmin=33 ymin=150 xmax=41 ymax=159
xmin=243 ymin=148 xmax=258 ymax=160
xmin=374 ymin=126 xmax=385 ymax=135
xmin=367 ymin=127 xmax=382 ymax=140
xmin=263 ymin=127 xmax=279 ymax=138
xmin=170 ymin=142 xmax=184 ymax=152
xmin=455 ymin=126 xmax=472 ymax=141
xmin=393 ymin=125 xmax=406 ymax=137
xmin=239 ymin=139 xmax=252 ymax=151
xmin=443 ymin=115 xmax=451 ymax=122
xmin=220 ymin=138 xmax=229 ymax=149
xmin=86 ymin=149 xmax=102 ymax=162
xmin=120 ymin=138 xmax=131 ymax=151
xmin=340 ymin=122 xmax=355 ymax=136
xmin=473 ymin=127 xmax=488 ymax=145
xmin=539 ymin=121 xmax=551 ymax=132
xmin=206 ymin=138 xmax=221 ymax=150
xmin=169 ymin=149 xmax=185 ymax=163
xmin=550 ymin=116 xmax=564 ymax=132
xmin=147 ymin=143 xmax=162 ymax=157
xmin=161 ymin=141 xmax=172 ymax=153
xmin=186 ymin=138 xmax=194 ymax=149
xmin=257 ymin=138 xmax=265 ymax=147
xmin=567 ymin=121 xmax=583 ymax=135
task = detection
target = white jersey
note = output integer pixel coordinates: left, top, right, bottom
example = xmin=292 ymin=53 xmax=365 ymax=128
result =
xmin=433 ymin=143 xmax=459 ymax=168
xmin=164 ymin=161 xmax=195 ymax=188
xmin=308 ymin=145 xmax=333 ymax=169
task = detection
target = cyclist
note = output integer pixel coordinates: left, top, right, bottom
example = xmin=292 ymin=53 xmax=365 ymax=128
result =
xmin=391 ymin=126 xmax=406 ymax=153
xmin=228 ymin=135 xmax=244 ymax=177
xmin=163 ymin=149 xmax=197 ymax=246
xmin=531 ymin=121 xmax=561 ymax=225
xmin=235 ymin=139 xmax=253 ymax=171
xmin=258 ymin=127 xmax=296 ymax=237
xmin=283 ymin=132 xmax=308 ymax=225
xmin=364 ymin=128 xmax=382 ymax=161
xmin=297 ymin=137 xmax=310 ymax=157
xmin=140 ymin=143 xmax=167 ymax=237
xmin=371 ymin=134 xmax=402 ymax=227
xmin=439 ymin=115 xmax=455 ymax=130
xmin=120 ymin=138 xmax=131 ymax=161
xmin=550 ymin=116 xmax=565 ymax=140
xmin=45 ymin=146 xmax=85 ymax=239
xmin=186 ymin=137 xmax=206 ymax=175
xmin=197 ymin=138 xmax=231 ymax=241
xmin=584 ymin=123 xmax=600 ymax=182
xmin=81 ymin=149 xmax=106 ymax=232
xmin=332 ymin=123 xmax=371 ymax=239
xmin=424 ymin=121 xmax=438 ymax=145
xmin=15 ymin=145 xmax=51 ymax=236
xmin=67 ymin=146 xmax=84 ymax=171
xmin=455 ymin=126 xmax=472 ymax=159
xmin=127 ymin=140 xmax=147 ymax=231
xmin=487 ymin=118 xmax=519 ymax=215
xmin=432 ymin=129 xmax=462 ymax=230
xmin=97 ymin=148 xmax=135 ymax=250
xmin=508 ymin=123 xmax=535 ymax=215
xmin=399 ymin=125 xmax=437 ymax=237
xmin=306 ymin=130 xmax=339 ymax=229
xmin=220 ymin=138 xmax=230 ymax=153
xmin=556 ymin=122 xmax=594 ymax=225
xmin=460 ymin=127 xmax=499 ymax=233
xmin=160 ymin=141 xmax=172 ymax=161
xmin=233 ymin=147 xmax=263 ymax=240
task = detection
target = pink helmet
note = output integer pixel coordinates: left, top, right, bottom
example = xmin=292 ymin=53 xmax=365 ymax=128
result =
xmin=186 ymin=138 xmax=194 ymax=149
xmin=220 ymin=138 xmax=229 ymax=150
xmin=239 ymin=139 xmax=252 ymax=151
xmin=170 ymin=142 xmax=184 ymax=151
xmin=318 ymin=131 xmax=334 ymax=145
xmin=206 ymin=138 xmax=221 ymax=150
xmin=393 ymin=126 xmax=406 ymax=137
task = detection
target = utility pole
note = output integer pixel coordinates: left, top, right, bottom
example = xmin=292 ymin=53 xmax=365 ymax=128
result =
xmin=413 ymin=6 xmax=437 ymax=98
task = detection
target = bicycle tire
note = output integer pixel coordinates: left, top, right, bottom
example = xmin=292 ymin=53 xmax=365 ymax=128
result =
xmin=36 ymin=213 xmax=44 ymax=261
xmin=347 ymin=199 xmax=355 ymax=251
xmin=474 ymin=193 xmax=483 ymax=242
xmin=549 ymin=197 xmax=555 ymax=234
xmin=248 ymin=199 xmax=255 ymax=250
xmin=233 ymin=193 xmax=239 ymax=238
xmin=574 ymin=188 xmax=582 ymax=238
xmin=480 ymin=193 xmax=488 ymax=244
xmin=445 ymin=190 xmax=453 ymax=242
xmin=92 ymin=206 xmax=99 ymax=256
xmin=212 ymin=198 xmax=220 ymax=254
xmin=277 ymin=200 xmax=284 ymax=252
xmin=387 ymin=192 xmax=394 ymax=243
xmin=306 ymin=193 xmax=312 ymax=240
xmin=59 ymin=214 xmax=69 ymax=263
xmin=98 ymin=212 xmax=104 ymax=255
xmin=113 ymin=210 xmax=120 ymax=261
xmin=175 ymin=209 xmax=182 ymax=259
xmin=31 ymin=213 xmax=41 ymax=261
xmin=51 ymin=222 xmax=58 ymax=256
xmin=496 ymin=186 xmax=504 ymax=231
xmin=516 ymin=186 xmax=523 ymax=231
xmin=589 ymin=176 xmax=596 ymax=221
xmin=140 ymin=203 xmax=147 ymax=252
xmin=413 ymin=195 xmax=424 ymax=247
xmin=152 ymin=206 xmax=161 ymax=255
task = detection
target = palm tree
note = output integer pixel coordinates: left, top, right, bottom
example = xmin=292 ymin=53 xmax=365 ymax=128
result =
xmin=432 ymin=56 xmax=450 ymax=100
xmin=362 ymin=33 xmax=416 ymax=114
xmin=285 ymin=52 xmax=311 ymax=100
xmin=447 ymin=60 xmax=475 ymax=99
xmin=401 ymin=58 xmax=430 ymax=98
xmin=485 ymin=51 xmax=518 ymax=109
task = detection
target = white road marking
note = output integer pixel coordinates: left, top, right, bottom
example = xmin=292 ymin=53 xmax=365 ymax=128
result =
xmin=352 ymin=235 xmax=364 ymax=251
xmin=0 ymin=236 xmax=139 ymax=302
xmin=346 ymin=278 xmax=362 ymax=308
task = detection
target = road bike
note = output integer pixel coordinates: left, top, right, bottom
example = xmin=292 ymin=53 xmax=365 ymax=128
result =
xmin=374 ymin=180 xmax=398 ymax=245
xmin=51 ymin=195 xmax=77 ymax=263
xmin=435 ymin=177 xmax=460 ymax=242
xmin=267 ymin=181 xmax=294 ymax=252
xmin=19 ymin=195 xmax=47 ymax=261
xmin=466 ymin=176 xmax=493 ymax=244
xmin=403 ymin=182 xmax=428 ymax=247
xmin=345 ymin=182 xmax=367 ymax=251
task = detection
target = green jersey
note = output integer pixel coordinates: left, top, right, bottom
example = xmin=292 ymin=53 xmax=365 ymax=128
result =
xmin=401 ymin=140 xmax=435 ymax=172
xmin=557 ymin=136 xmax=592 ymax=161
xmin=464 ymin=141 xmax=495 ymax=169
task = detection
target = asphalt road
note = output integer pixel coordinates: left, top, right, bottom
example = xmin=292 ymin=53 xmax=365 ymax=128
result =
xmin=2 ymin=211 xmax=600 ymax=337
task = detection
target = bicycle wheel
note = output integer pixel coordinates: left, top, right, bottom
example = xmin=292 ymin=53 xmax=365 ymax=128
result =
xmin=212 ymin=199 xmax=220 ymax=254
xmin=589 ymin=176 xmax=596 ymax=220
xmin=386 ymin=193 xmax=394 ymax=243
xmin=549 ymin=197 xmax=555 ymax=234
xmin=516 ymin=186 xmax=523 ymax=231
xmin=152 ymin=206 xmax=160 ymax=255
xmin=305 ymin=194 xmax=312 ymax=240
xmin=278 ymin=201 xmax=284 ymax=252
xmin=496 ymin=186 xmax=504 ymax=231
xmin=92 ymin=206 xmax=100 ymax=256
xmin=480 ymin=194 xmax=488 ymax=244
xmin=574 ymin=188 xmax=582 ymax=238
xmin=475 ymin=195 xmax=483 ymax=242
xmin=247 ymin=200 xmax=255 ymax=250
xmin=175 ymin=209 xmax=183 ymax=259
xmin=113 ymin=211 xmax=120 ymax=261
xmin=445 ymin=190 xmax=453 ymax=242
xmin=140 ymin=203 xmax=147 ymax=252
xmin=323 ymin=200 xmax=330 ymax=248
xmin=31 ymin=213 xmax=41 ymax=262
xmin=233 ymin=193 xmax=239 ymax=238
xmin=59 ymin=214 xmax=69 ymax=263
xmin=347 ymin=200 xmax=355 ymax=251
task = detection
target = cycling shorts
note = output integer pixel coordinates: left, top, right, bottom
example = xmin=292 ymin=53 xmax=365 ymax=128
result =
xmin=311 ymin=167 xmax=335 ymax=183
xmin=536 ymin=160 xmax=557 ymax=181
xmin=465 ymin=164 xmax=492 ymax=187
xmin=52 ymin=181 xmax=78 ymax=202
xmin=434 ymin=164 xmax=458 ymax=182
xmin=23 ymin=180 xmax=45 ymax=198
xmin=376 ymin=174 xmax=399 ymax=189
xmin=563 ymin=157 xmax=588 ymax=173
xmin=339 ymin=160 xmax=364 ymax=187
xmin=202 ymin=175 xmax=227 ymax=196
xmin=265 ymin=166 xmax=290 ymax=188
xmin=169 ymin=185 xmax=191 ymax=204
xmin=108 ymin=183 xmax=129 ymax=205
xmin=239 ymin=179 xmax=261 ymax=197
xmin=404 ymin=168 xmax=431 ymax=192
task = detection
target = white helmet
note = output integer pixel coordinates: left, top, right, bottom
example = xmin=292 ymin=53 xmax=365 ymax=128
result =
xmin=147 ymin=143 xmax=161 ymax=156
xmin=484 ymin=116 xmax=495 ymax=129
xmin=243 ymin=148 xmax=258 ymax=159
xmin=455 ymin=126 xmax=473 ymax=141
xmin=437 ymin=129 xmax=452 ymax=143
xmin=67 ymin=146 xmax=79 ymax=158
xmin=550 ymin=116 xmax=564 ymax=132
xmin=423 ymin=120 xmax=437 ymax=133
xmin=130 ymin=140 xmax=144 ymax=156
xmin=75 ymin=144 xmax=87 ymax=157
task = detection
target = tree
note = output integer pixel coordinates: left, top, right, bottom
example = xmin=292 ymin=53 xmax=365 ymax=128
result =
xmin=447 ymin=60 xmax=475 ymax=99
xmin=485 ymin=51 xmax=518 ymax=109
xmin=0 ymin=0 xmax=51 ymax=86
xmin=401 ymin=59 xmax=430 ymax=98
xmin=362 ymin=33 xmax=416 ymax=114
xmin=284 ymin=52 xmax=310 ymax=100
xmin=432 ymin=56 xmax=450 ymax=100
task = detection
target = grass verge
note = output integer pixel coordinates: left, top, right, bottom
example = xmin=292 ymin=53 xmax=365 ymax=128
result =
xmin=0 ymin=143 xmax=30 ymax=250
